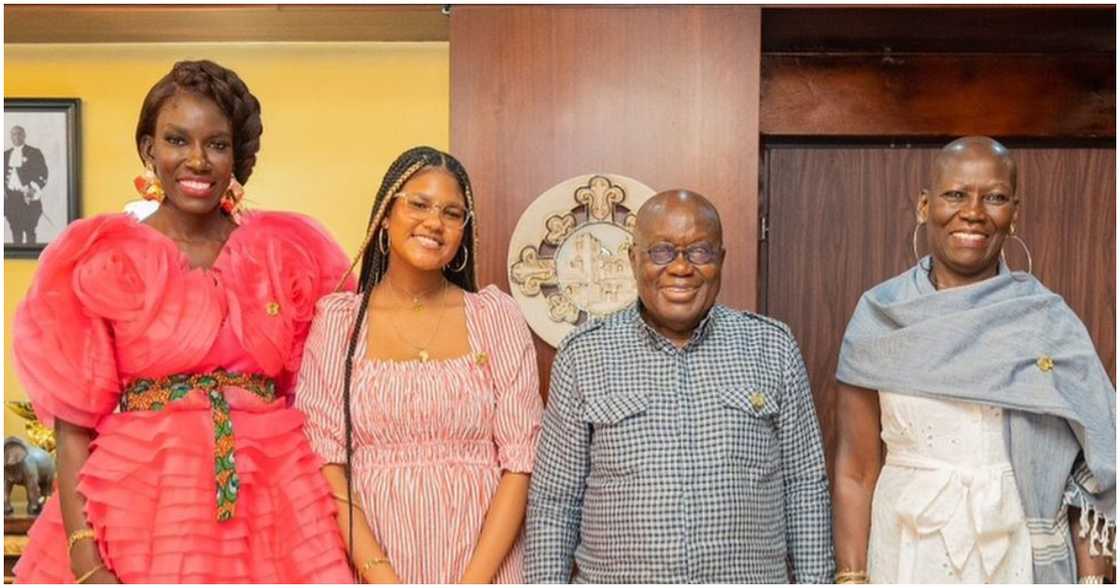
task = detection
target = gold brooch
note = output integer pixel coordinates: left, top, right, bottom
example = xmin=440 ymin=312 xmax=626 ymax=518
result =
xmin=749 ymin=391 xmax=766 ymax=410
xmin=1036 ymin=355 xmax=1054 ymax=373
xmin=265 ymin=302 xmax=281 ymax=316
xmin=475 ymin=352 xmax=489 ymax=366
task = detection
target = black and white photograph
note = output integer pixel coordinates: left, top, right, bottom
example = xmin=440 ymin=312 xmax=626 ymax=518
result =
xmin=4 ymin=98 xmax=81 ymax=258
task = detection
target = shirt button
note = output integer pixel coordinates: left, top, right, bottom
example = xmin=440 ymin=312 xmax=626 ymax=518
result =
xmin=265 ymin=301 xmax=281 ymax=316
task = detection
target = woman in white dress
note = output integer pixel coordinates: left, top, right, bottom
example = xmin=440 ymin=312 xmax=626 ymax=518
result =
xmin=831 ymin=137 xmax=1115 ymax=584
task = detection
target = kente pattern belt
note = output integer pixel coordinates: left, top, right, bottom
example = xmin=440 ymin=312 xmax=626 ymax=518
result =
xmin=119 ymin=369 xmax=277 ymax=522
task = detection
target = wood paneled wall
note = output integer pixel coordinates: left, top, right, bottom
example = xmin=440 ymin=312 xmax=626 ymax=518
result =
xmin=4 ymin=5 xmax=449 ymax=43
xmin=450 ymin=6 xmax=762 ymax=398
xmin=764 ymin=145 xmax=1116 ymax=470
xmin=761 ymin=54 xmax=1115 ymax=138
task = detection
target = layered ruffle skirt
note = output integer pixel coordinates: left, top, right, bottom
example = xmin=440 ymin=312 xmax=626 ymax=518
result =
xmin=14 ymin=389 xmax=353 ymax=583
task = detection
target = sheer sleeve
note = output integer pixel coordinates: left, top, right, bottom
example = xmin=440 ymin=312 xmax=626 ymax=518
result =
xmin=12 ymin=216 xmax=124 ymax=428
xmin=223 ymin=211 xmax=356 ymax=385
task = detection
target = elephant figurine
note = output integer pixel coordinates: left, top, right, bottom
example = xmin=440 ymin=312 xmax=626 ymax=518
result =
xmin=5 ymin=436 xmax=55 ymax=516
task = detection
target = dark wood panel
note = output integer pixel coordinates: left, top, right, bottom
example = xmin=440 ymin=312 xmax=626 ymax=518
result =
xmin=762 ymin=6 xmax=1115 ymax=54
xmin=1015 ymin=148 xmax=1116 ymax=378
xmin=451 ymin=6 xmax=762 ymax=399
xmin=761 ymin=54 xmax=1115 ymax=138
xmin=765 ymin=145 xmax=1116 ymax=472
xmin=4 ymin=5 xmax=448 ymax=43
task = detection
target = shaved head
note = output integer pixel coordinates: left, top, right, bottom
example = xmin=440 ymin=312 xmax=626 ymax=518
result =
xmin=932 ymin=136 xmax=1017 ymax=193
xmin=918 ymin=135 xmax=1020 ymax=289
xmin=635 ymin=190 xmax=723 ymax=246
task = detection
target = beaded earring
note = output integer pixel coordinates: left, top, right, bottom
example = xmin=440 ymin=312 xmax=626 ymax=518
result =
xmin=221 ymin=177 xmax=245 ymax=222
xmin=133 ymin=163 xmax=165 ymax=202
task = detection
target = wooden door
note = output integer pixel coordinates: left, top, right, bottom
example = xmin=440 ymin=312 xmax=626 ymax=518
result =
xmin=763 ymin=143 xmax=1116 ymax=469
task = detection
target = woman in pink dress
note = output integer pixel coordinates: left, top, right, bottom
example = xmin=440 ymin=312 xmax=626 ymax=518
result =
xmin=295 ymin=146 xmax=543 ymax=583
xmin=12 ymin=60 xmax=354 ymax=583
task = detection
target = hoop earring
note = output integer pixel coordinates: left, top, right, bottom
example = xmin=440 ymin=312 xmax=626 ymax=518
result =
xmin=1001 ymin=234 xmax=1034 ymax=277
xmin=377 ymin=229 xmax=389 ymax=255
xmin=912 ymin=221 xmax=927 ymax=266
xmin=447 ymin=247 xmax=469 ymax=272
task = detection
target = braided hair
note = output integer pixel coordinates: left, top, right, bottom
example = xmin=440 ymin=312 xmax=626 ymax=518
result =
xmin=135 ymin=59 xmax=263 ymax=185
xmin=336 ymin=146 xmax=479 ymax=563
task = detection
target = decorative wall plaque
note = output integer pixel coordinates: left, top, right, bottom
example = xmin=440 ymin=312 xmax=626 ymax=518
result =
xmin=507 ymin=174 xmax=655 ymax=347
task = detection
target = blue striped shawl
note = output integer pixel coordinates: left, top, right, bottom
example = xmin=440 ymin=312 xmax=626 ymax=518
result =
xmin=837 ymin=258 xmax=1115 ymax=583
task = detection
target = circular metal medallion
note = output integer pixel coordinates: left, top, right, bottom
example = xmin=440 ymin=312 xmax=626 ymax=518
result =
xmin=507 ymin=174 xmax=655 ymax=347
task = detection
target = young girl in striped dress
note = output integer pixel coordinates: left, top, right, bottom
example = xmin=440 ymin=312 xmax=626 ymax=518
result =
xmin=296 ymin=146 xmax=543 ymax=583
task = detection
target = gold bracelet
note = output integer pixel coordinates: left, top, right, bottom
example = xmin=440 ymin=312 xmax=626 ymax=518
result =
xmin=74 ymin=564 xmax=105 ymax=584
xmin=361 ymin=557 xmax=391 ymax=572
xmin=835 ymin=569 xmax=869 ymax=584
xmin=67 ymin=528 xmax=96 ymax=552
xmin=331 ymin=492 xmax=352 ymax=505
xmin=1079 ymin=575 xmax=1106 ymax=584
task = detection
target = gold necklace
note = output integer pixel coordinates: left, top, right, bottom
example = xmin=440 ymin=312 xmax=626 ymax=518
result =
xmin=386 ymin=275 xmax=443 ymax=312
xmin=385 ymin=278 xmax=449 ymax=362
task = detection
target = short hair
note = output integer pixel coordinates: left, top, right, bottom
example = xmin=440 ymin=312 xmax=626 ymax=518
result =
xmin=135 ymin=60 xmax=263 ymax=184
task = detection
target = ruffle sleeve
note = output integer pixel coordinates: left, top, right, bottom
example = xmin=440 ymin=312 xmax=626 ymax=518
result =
xmin=474 ymin=286 xmax=543 ymax=473
xmin=12 ymin=215 xmax=131 ymax=428
xmin=293 ymin=292 xmax=361 ymax=464
xmin=223 ymin=211 xmax=355 ymax=386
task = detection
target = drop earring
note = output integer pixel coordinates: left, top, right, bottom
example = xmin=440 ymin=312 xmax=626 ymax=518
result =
xmin=134 ymin=163 xmax=165 ymax=202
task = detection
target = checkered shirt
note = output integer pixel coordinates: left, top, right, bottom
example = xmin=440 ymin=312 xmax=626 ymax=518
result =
xmin=524 ymin=303 xmax=834 ymax=583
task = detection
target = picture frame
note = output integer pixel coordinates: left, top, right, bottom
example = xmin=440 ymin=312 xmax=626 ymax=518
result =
xmin=3 ymin=98 xmax=81 ymax=259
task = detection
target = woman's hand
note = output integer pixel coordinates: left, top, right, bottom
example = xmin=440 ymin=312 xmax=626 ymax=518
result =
xmin=362 ymin=564 xmax=402 ymax=584
xmin=81 ymin=567 xmax=122 ymax=584
xmin=69 ymin=539 xmax=118 ymax=584
xmin=457 ymin=571 xmax=493 ymax=584
xmin=832 ymin=383 xmax=883 ymax=577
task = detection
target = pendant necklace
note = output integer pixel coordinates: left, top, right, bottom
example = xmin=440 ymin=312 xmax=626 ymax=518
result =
xmin=387 ymin=274 xmax=443 ymax=312
xmin=386 ymin=277 xmax=449 ymax=362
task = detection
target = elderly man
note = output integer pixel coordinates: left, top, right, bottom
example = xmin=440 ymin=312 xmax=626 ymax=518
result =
xmin=5 ymin=125 xmax=49 ymax=245
xmin=525 ymin=190 xmax=833 ymax=583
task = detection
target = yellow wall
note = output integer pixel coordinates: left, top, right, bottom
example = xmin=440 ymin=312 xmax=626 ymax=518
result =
xmin=4 ymin=42 xmax=449 ymax=441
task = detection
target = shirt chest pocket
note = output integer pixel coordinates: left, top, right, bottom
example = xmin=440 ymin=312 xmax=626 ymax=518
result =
xmin=719 ymin=387 xmax=781 ymax=476
xmin=582 ymin=394 xmax=651 ymax=481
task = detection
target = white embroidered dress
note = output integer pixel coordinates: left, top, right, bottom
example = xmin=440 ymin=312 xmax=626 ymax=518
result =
xmin=868 ymin=392 xmax=1034 ymax=583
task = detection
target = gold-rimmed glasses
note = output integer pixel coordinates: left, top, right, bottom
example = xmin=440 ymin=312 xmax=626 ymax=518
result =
xmin=393 ymin=192 xmax=472 ymax=229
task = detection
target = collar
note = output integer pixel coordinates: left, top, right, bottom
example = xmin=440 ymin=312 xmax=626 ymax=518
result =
xmin=629 ymin=300 xmax=721 ymax=353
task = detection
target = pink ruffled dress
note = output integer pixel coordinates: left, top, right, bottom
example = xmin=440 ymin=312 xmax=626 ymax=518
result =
xmin=295 ymin=287 xmax=543 ymax=583
xmin=12 ymin=211 xmax=356 ymax=583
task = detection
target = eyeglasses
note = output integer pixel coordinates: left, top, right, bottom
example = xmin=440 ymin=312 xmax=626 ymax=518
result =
xmin=642 ymin=242 xmax=722 ymax=266
xmin=393 ymin=192 xmax=472 ymax=229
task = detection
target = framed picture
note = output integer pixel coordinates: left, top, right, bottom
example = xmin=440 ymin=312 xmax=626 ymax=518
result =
xmin=3 ymin=98 xmax=81 ymax=259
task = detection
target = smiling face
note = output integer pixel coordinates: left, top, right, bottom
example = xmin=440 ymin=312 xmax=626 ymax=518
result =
xmin=382 ymin=166 xmax=468 ymax=272
xmin=629 ymin=191 xmax=724 ymax=345
xmin=919 ymin=141 xmax=1019 ymax=288
xmin=140 ymin=92 xmax=234 ymax=217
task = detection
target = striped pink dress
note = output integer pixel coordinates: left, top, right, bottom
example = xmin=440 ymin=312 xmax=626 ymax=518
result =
xmin=295 ymin=285 xmax=543 ymax=583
